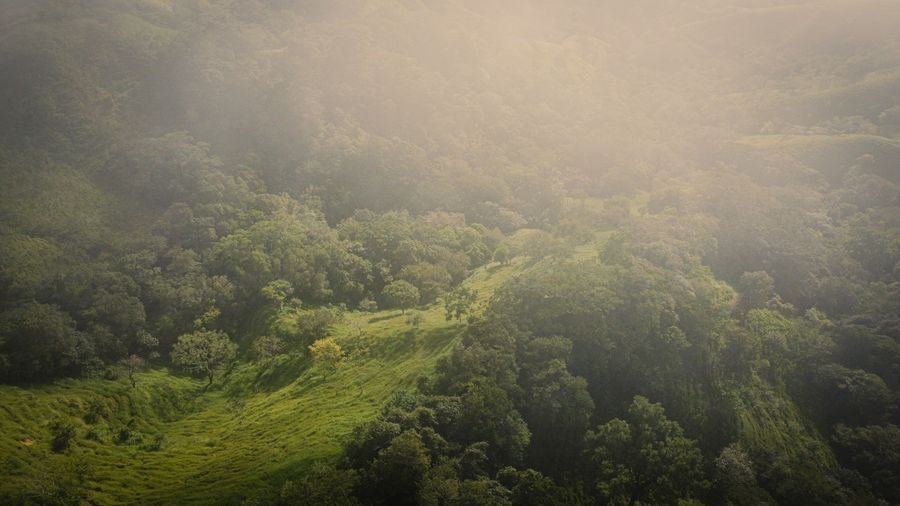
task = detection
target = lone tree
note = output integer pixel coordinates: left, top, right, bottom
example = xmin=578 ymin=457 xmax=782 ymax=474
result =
xmin=308 ymin=337 xmax=344 ymax=380
xmin=382 ymin=280 xmax=420 ymax=314
xmin=120 ymin=354 xmax=144 ymax=389
xmin=444 ymin=286 xmax=478 ymax=321
xmin=119 ymin=330 xmax=159 ymax=388
xmin=493 ymin=243 xmax=511 ymax=265
xmin=171 ymin=330 xmax=238 ymax=388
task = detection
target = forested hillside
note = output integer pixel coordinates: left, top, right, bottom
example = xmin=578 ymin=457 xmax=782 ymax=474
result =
xmin=1 ymin=1 xmax=898 ymax=504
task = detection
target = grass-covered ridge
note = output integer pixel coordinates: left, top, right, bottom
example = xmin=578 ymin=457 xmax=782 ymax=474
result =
xmin=0 ymin=259 xmax=521 ymax=505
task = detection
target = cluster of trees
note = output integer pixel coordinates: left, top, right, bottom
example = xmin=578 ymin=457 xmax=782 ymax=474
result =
xmin=283 ymin=240 xmax=897 ymax=504
xmin=0 ymin=1 xmax=898 ymax=504
xmin=0 ymin=130 xmax=500 ymax=382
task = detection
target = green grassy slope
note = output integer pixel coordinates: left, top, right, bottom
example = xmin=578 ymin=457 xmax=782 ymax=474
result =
xmin=0 ymin=260 xmax=523 ymax=504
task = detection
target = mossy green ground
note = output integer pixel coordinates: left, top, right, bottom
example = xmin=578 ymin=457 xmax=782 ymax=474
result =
xmin=0 ymin=260 xmax=522 ymax=505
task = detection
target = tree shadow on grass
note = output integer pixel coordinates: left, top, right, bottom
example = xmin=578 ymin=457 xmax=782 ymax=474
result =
xmin=367 ymin=312 xmax=403 ymax=324
xmin=366 ymin=328 xmax=418 ymax=359
xmin=486 ymin=263 xmax=507 ymax=275
xmin=368 ymin=324 xmax=463 ymax=363
xmin=421 ymin=324 xmax=462 ymax=352
xmin=252 ymin=353 xmax=310 ymax=393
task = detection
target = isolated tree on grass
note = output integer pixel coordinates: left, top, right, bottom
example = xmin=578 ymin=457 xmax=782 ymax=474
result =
xmin=171 ymin=330 xmax=237 ymax=388
xmin=119 ymin=330 xmax=159 ymax=388
xmin=493 ymin=244 xmax=511 ymax=265
xmin=382 ymin=280 xmax=420 ymax=314
xmin=406 ymin=311 xmax=423 ymax=328
xmin=120 ymin=354 xmax=144 ymax=389
xmin=309 ymin=337 xmax=344 ymax=380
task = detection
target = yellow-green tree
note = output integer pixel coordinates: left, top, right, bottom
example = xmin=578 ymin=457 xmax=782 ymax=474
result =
xmin=309 ymin=337 xmax=344 ymax=379
xmin=171 ymin=330 xmax=237 ymax=388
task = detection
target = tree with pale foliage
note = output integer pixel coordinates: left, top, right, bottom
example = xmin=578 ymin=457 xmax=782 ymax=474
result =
xmin=120 ymin=354 xmax=145 ymax=389
xmin=253 ymin=335 xmax=286 ymax=366
xmin=382 ymin=280 xmax=419 ymax=314
xmin=493 ymin=244 xmax=511 ymax=265
xmin=171 ymin=330 xmax=237 ymax=388
xmin=309 ymin=337 xmax=344 ymax=379
xmin=261 ymin=279 xmax=294 ymax=309
xmin=444 ymin=286 xmax=478 ymax=321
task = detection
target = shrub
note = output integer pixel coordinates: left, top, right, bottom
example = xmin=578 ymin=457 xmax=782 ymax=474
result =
xmin=115 ymin=419 xmax=140 ymax=445
xmin=49 ymin=420 xmax=76 ymax=452
xmin=358 ymin=298 xmax=378 ymax=312
xmin=145 ymin=433 xmax=165 ymax=451
xmin=83 ymin=398 xmax=106 ymax=424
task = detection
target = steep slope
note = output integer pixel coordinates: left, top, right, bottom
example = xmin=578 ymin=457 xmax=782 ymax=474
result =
xmin=0 ymin=259 xmax=522 ymax=504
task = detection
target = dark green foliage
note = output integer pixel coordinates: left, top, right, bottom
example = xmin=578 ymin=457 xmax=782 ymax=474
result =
xmin=713 ymin=443 xmax=772 ymax=506
xmin=114 ymin=420 xmax=138 ymax=445
xmin=281 ymin=462 xmax=359 ymax=506
xmin=0 ymin=303 xmax=89 ymax=381
xmin=209 ymin=217 xmax=368 ymax=306
xmin=736 ymin=271 xmax=775 ymax=315
xmin=443 ymin=286 xmax=477 ymax=321
xmin=145 ymin=433 xmax=165 ymax=452
xmin=365 ymin=430 xmax=431 ymax=506
xmin=496 ymin=467 xmax=571 ymax=506
xmin=454 ymin=380 xmax=531 ymax=467
xmin=117 ymin=132 xmax=226 ymax=208
xmin=757 ymin=439 xmax=846 ymax=505
xmin=11 ymin=459 xmax=91 ymax=506
xmin=49 ymin=420 xmax=76 ymax=453
xmin=519 ymin=352 xmax=594 ymax=476
xmin=808 ymin=364 xmax=893 ymax=427
xmin=832 ymin=424 xmax=900 ymax=502
xmin=83 ymin=398 xmax=106 ymax=424
xmin=584 ymin=396 xmax=707 ymax=505
xmin=455 ymin=478 xmax=512 ymax=506
xmin=433 ymin=317 xmax=520 ymax=395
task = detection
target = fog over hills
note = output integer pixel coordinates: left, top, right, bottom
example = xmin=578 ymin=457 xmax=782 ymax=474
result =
xmin=1 ymin=1 xmax=898 ymax=504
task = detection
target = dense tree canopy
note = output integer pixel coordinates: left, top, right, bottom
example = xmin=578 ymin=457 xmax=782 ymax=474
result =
xmin=0 ymin=0 xmax=898 ymax=504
